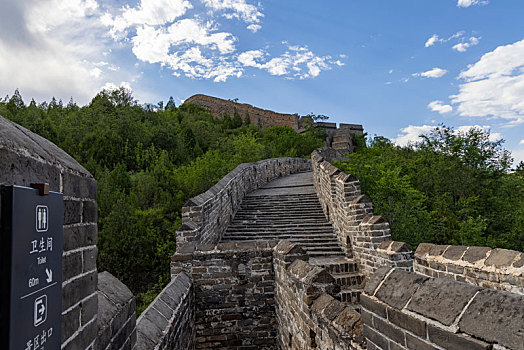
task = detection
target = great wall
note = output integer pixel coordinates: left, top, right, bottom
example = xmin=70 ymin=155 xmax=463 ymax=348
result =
xmin=0 ymin=96 xmax=523 ymax=350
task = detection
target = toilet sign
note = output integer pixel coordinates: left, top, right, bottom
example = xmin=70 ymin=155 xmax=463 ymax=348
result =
xmin=0 ymin=185 xmax=63 ymax=350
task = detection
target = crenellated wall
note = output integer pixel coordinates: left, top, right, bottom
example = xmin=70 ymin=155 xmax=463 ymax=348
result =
xmin=171 ymin=241 xmax=278 ymax=349
xmin=362 ymin=267 xmax=524 ymax=350
xmin=415 ymin=243 xmax=524 ymax=295
xmin=311 ymin=149 xmax=414 ymax=276
xmin=273 ymin=241 xmax=365 ymax=350
xmin=177 ymin=157 xmax=311 ymax=248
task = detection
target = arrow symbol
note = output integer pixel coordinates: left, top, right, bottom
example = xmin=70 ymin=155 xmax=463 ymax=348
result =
xmin=39 ymin=303 xmax=46 ymax=315
xmin=45 ymin=268 xmax=52 ymax=283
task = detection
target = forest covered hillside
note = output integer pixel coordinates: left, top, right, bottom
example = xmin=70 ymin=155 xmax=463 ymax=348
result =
xmin=0 ymin=88 xmax=324 ymax=313
xmin=2 ymin=87 xmax=523 ymax=314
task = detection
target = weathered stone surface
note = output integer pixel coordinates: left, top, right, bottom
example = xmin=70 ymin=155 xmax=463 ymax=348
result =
xmin=462 ymin=246 xmax=491 ymax=263
xmin=363 ymin=266 xmax=392 ymax=295
xmin=407 ymin=278 xmax=480 ymax=326
xmin=459 ymin=289 xmax=524 ymax=349
xmin=484 ymin=248 xmax=520 ymax=268
xmin=427 ymin=325 xmax=491 ymax=350
xmin=375 ymin=269 xmax=428 ymax=309
xmin=442 ymin=245 xmax=467 ymax=260
xmin=387 ymin=307 xmax=426 ymax=337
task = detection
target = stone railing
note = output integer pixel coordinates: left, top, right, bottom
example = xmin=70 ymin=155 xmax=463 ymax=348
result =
xmin=311 ymin=149 xmax=414 ymax=276
xmin=136 ymin=272 xmax=194 ymax=350
xmin=362 ymin=267 xmax=523 ymax=350
xmin=176 ymin=157 xmax=311 ymax=248
xmin=415 ymin=243 xmax=524 ymax=295
xmin=96 ymin=272 xmax=137 ymax=350
xmin=274 ymin=241 xmax=364 ymax=350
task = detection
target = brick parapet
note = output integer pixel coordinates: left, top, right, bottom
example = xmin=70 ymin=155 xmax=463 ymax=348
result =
xmin=274 ymin=241 xmax=364 ymax=350
xmin=96 ymin=272 xmax=137 ymax=350
xmin=415 ymin=243 xmax=524 ymax=295
xmin=362 ymin=267 xmax=524 ymax=350
xmin=311 ymin=148 xmax=414 ymax=276
xmin=136 ymin=272 xmax=194 ymax=350
xmin=176 ymin=157 xmax=311 ymax=249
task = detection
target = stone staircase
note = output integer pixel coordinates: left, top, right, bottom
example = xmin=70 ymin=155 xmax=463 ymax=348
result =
xmin=220 ymin=173 xmax=365 ymax=304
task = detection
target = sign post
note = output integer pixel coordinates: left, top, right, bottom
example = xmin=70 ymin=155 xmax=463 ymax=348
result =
xmin=1 ymin=185 xmax=63 ymax=350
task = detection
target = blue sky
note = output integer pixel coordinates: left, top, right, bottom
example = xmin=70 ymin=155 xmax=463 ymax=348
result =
xmin=1 ymin=0 xmax=524 ymax=163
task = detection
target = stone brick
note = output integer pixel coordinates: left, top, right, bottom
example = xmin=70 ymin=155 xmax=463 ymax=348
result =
xmin=427 ymin=325 xmax=491 ymax=350
xmin=375 ymin=269 xmax=427 ymax=309
xmin=63 ymin=199 xmax=82 ymax=225
xmin=83 ymin=246 xmax=97 ymax=272
xmin=387 ymin=307 xmax=426 ymax=337
xmin=63 ymin=223 xmax=97 ymax=251
xmin=459 ymin=289 xmax=524 ymax=349
xmin=364 ymin=324 xmax=388 ymax=350
xmin=407 ymin=278 xmax=480 ymax=326
xmin=62 ymin=251 xmax=82 ymax=282
xmin=61 ymin=304 xmax=80 ymax=343
xmin=82 ymin=200 xmax=97 ymax=223
xmin=360 ymin=294 xmax=387 ymax=318
xmin=373 ymin=315 xmax=405 ymax=346
xmin=80 ymin=292 xmax=98 ymax=325
xmin=405 ymin=333 xmax=439 ymax=350
xmin=62 ymin=271 xmax=97 ymax=310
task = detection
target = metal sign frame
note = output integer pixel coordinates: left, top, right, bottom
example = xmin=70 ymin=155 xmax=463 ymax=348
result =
xmin=1 ymin=185 xmax=63 ymax=350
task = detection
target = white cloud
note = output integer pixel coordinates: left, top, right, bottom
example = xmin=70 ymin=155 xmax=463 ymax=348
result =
xmin=393 ymin=125 xmax=435 ymax=146
xmin=457 ymin=0 xmax=489 ymax=8
xmin=394 ymin=124 xmax=501 ymax=147
xmin=102 ymin=0 xmax=193 ymax=38
xmin=0 ymin=0 xmax=133 ymax=104
xmin=452 ymin=36 xmax=480 ymax=52
xmin=520 ymin=140 xmax=524 ymax=145
xmin=513 ymin=148 xmax=524 ymax=165
xmin=238 ymin=45 xmax=336 ymax=79
xmin=201 ymin=0 xmax=264 ymax=31
xmin=428 ymin=100 xmax=453 ymax=114
xmin=413 ymin=67 xmax=448 ymax=78
xmin=451 ymin=39 xmax=524 ymax=124
xmin=425 ymin=34 xmax=442 ymax=47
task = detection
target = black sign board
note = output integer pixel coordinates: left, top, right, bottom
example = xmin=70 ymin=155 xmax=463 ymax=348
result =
xmin=1 ymin=186 xmax=63 ymax=350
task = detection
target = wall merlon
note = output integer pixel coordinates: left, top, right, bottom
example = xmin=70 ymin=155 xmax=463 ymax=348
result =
xmin=414 ymin=243 xmax=524 ymax=294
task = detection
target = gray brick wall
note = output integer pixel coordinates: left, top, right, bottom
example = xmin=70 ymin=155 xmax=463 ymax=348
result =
xmin=415 ymin=243 xmax=524 ymax=295
xmin=362 ymin=267 xmax=524 ymax=350
xmin=311 ymin=149 xmax=414 ymax=276
xmin=171 ymin=241 xmax=278 ymax=349
xmin=273 ymin=241 xmax=364 ymax=350
xmin=0 ymin=115 xmax=99 ymax=349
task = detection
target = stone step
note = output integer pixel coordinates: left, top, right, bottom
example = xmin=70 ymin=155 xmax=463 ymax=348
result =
xmin=309 ymin=257 xmax=359 ymax=274
xmin=306 ymin=250 xmax=346 ymax=258
xmin=232 ymin=217 xmax=328 ymax=223
xmin=331 ymin=272 xmax=365 ymax=288
xmin=222 ymin=236 xmax=339 ymax=244
xmin=227 ymin=223 xmax=333 ymax=230
xmin=337 ymin=287 xmax=362 ymax=305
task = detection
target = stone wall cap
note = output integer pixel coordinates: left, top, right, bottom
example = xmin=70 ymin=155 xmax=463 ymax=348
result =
xmin=0 ymin=115 xmax=92 ymax=177
xmin=407 ymin=278 xmax=481 ymax=326
xmin=459 ymin=288 xmax=524 ymax=349
xmin=484 ymin=248 xmax=520 ymax=268
xmin=98 ymin=271 xmax=133 ymax=305
xmin=274 ymin=240 xmax=306 ymax=256
xmin=351 ymin=195 xmax=371 ymax=204
xmin=374 ymin=269 xmax=428 ymax=309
